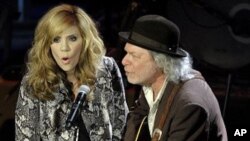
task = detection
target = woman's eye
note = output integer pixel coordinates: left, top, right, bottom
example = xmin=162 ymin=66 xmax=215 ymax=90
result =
xmin=53 ymin=37 xmax=60 ymax=43
xmin=69 ymin=36 xmax=77 ymax=41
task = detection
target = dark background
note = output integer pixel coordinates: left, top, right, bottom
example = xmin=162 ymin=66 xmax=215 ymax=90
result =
xmin=0 ymin=0 xmax=250 ymax=140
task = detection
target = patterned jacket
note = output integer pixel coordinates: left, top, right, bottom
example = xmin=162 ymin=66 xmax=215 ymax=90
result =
xmin=15 ymin=57 xmax=129 ymax=141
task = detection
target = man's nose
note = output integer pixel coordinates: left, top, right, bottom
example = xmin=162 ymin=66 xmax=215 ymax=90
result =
xmin=122 ymin=54 xmax=129 ymax=66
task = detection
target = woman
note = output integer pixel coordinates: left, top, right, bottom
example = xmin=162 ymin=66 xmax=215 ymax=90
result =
xmin=15 ymin=4 xmax=128 ymax=141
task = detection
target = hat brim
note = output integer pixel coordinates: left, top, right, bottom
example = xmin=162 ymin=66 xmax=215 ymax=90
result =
xmin=119 ymin=32 xmax=186 ymax=57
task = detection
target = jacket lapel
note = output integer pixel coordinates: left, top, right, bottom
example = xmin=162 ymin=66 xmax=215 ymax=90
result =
xmin=153 ymin=81 xmax=175 ymax=130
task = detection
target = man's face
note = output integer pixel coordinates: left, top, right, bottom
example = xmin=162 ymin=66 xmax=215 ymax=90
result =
xmin=122 ymin=43 xmax=163 ymax=86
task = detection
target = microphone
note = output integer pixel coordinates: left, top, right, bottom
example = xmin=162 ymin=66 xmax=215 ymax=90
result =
xmin=65 ymin=85 xmax=90 ymax=129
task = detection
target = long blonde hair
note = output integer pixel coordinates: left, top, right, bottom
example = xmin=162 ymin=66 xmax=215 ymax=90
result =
xmin=25 ymin=4 xmax=105 ymax=100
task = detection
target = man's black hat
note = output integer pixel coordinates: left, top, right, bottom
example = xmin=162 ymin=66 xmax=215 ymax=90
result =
xmin=119 ymin=15 xmax=186 ymax=57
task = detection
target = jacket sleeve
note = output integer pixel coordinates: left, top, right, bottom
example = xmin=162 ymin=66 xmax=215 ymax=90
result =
xmin=108 ymin=57 xmax=129 ymax=141
xmin=15 ymin=78 xmax=40 ymax=141
xmin=123 ymin=91 xmax=149 ymax=141
xmin=167 ymin=104 xmax=208 ymax=141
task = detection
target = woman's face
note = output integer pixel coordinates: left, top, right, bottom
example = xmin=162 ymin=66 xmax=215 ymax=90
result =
xmin=50 ymin=26 xmax=83 ymax=75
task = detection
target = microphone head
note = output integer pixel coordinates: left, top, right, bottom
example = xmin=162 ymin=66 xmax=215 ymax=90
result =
xmin=78 ymin=85 xmax=90 ymax=93
xmin=65 ymin=85 xmax=90 ymax=129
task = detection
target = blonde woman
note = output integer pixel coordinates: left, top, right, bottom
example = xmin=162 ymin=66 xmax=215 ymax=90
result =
xmin=15 ymin=4 xmax=128 ymax=141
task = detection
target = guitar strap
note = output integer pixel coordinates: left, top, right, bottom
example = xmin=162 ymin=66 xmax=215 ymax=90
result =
xmin=151 ymin=82 xmax=182 ymax=141
xmin=151 ymin=73 xmax=204 ymax=141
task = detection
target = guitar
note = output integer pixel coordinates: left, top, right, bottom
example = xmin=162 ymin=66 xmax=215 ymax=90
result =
xmin=134 ymin=116 xmax=151 ymax=141
xmin=134 ymin=82 xmax=182 ymax=141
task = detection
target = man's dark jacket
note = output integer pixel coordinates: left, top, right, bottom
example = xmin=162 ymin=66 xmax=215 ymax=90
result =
xmin=123 ymin=70 xmax=227 ymax=141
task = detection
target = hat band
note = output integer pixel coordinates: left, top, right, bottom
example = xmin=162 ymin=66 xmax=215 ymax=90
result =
xmin=129 ymin=32 xmax=176 ymax=52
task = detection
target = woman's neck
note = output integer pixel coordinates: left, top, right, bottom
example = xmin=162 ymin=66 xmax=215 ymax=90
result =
xmin=67 ymin=73 xmax=79 ymax=99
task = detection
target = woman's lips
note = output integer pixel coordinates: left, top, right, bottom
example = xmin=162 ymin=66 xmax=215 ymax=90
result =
xmin=62 ymin=57 xmax=70 ymax=64
xmin=62 ymin=57 xmax=69 ymax=60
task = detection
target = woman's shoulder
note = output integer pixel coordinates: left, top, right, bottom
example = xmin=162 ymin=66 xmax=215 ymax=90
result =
xmin=98 ymin=56 xmax=117 ymax=72
xmin=96 ymin=56 xmax=121 ymax=79
xmin=102 ymin=56 xmax=116 ymax=68
xmin=20 ymin=74 xmax=29 ymax=86
xmin=18 ymin=74 xmax=38 ymax=100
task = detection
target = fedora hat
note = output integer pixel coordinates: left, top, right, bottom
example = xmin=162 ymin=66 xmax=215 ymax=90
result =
xmin=119 ymin=15 xmax=186 ymax=57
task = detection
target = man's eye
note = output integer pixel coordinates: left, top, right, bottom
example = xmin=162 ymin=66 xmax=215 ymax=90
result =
xmin=131 ymin=54 xmax=140 ymax=59
xmin=53 ymin=37 xmax=60 ymax=43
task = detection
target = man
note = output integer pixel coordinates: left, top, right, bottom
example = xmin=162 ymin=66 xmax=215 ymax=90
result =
xmin=119 ymin=15 xmax=227 ymax=141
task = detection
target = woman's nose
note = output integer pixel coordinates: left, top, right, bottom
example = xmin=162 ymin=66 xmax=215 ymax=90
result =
xmin=60 ymin=41 xmax=70 ymax=51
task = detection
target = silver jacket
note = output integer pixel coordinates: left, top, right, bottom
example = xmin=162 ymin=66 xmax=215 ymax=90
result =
xmin=15 ymin=57 xmax=129 ymax=141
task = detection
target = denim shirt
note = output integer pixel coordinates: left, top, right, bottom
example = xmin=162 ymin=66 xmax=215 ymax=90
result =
xmin=15 ymin=56 xmax=129 ymax=141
